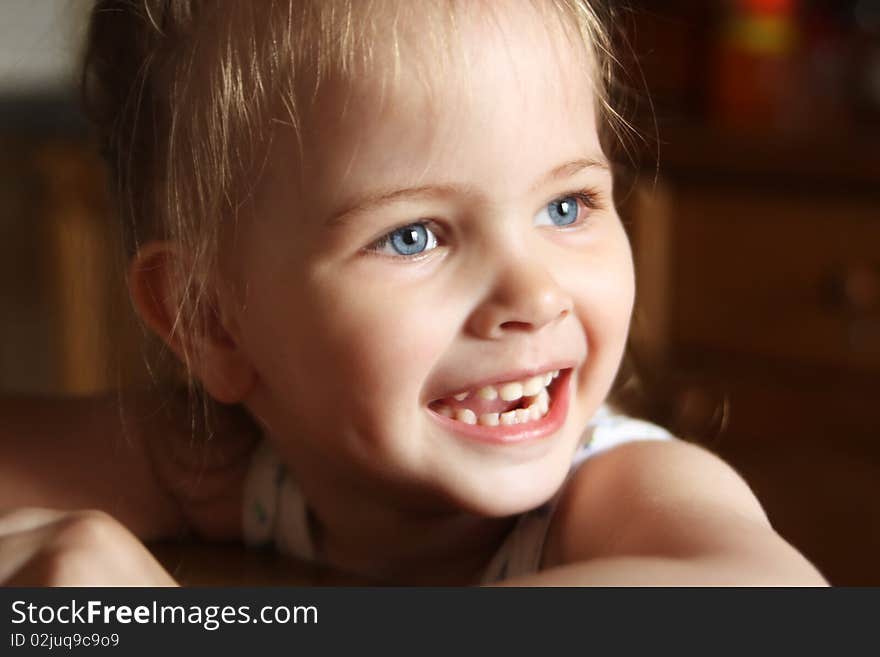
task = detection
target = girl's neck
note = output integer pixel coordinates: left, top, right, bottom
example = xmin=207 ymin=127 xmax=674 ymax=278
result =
xmin=314 ymin=506 xmax=515 ymax=585
xmin=292 ymin=468 xmax=516 ymax=585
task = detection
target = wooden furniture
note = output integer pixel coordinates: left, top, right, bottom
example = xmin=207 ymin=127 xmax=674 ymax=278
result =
xmin=0 ymin=136 xmax=149 ymax=396
xmin=149 ymin=542 xmax=353 ymax=587
xmin=627 ymin=125 xmax=880 ymax=585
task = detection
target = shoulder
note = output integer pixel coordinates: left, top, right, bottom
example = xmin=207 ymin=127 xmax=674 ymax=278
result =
xmin=542 ymin=438 xmax=771 ymax=568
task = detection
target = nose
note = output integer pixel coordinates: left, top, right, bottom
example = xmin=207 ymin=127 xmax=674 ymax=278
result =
xmin=466 ymin=253 xmax=573 ymax=340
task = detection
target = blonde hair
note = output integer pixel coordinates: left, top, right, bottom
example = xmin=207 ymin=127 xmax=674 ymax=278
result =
xmin=82 ymin=0 xmax=630 ymax=400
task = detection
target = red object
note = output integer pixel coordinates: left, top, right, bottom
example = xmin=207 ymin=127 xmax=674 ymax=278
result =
xmin=738 ymin=0 xmax=796 ymax=16
xmin=717 ymin=0 xmax=803 ymax=129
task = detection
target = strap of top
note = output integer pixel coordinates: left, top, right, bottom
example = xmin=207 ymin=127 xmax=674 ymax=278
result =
xmin=242 ymin=440 xmax=316 ymax=561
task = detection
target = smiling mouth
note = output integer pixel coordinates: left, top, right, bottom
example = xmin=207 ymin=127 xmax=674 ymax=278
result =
xmin=428 ymin=368 xmax=567 ymax=427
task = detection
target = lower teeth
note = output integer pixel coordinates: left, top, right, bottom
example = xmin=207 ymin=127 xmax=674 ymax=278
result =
xmin=437 ymin=389 xmax=551 ymax=426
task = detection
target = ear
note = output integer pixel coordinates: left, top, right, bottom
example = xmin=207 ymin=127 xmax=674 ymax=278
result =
xmin=128 ymin=241 xmax=256 ymax=404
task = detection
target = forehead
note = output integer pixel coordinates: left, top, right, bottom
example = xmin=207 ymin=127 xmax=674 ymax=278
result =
xmin=272 ymin=1 xmax=602 ymax=206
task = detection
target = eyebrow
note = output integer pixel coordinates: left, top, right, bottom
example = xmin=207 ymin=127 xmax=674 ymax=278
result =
xmin=325 ymin=156 xmax=609 ymax=227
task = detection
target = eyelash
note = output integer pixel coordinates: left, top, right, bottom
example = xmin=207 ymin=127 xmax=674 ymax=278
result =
xmin=365 ymin=188 xmax=601 ymax=259
xmin=366 ymin=219 xmax=444 ymax=260
xmin=554 ymin=190 xmax=600 ymax=221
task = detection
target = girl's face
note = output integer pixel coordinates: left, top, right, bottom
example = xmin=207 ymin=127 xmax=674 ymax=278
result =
xmin=225 ymin=4 xmax=634 ymax=516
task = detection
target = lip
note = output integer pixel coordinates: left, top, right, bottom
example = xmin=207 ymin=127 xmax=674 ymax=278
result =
xmin=427 ymin=368 xmax=573 ymax=445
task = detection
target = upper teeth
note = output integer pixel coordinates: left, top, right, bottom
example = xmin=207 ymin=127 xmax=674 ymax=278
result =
xmin=447 ymin=370 xmax=560 ymax=404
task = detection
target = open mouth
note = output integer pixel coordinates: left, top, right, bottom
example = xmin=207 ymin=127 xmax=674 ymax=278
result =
xmin=428 ymin=368 xmax=569 ymax=428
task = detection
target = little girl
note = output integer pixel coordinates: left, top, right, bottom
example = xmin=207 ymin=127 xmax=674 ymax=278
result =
xmin=0 ymin=0 xmax=826 ymax=586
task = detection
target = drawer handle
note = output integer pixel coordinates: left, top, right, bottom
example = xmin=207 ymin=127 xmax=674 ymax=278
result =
xmin=825 ymin=263 xmax=880 ymax=315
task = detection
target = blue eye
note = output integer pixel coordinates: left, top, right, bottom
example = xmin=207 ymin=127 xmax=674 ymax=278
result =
xmin=549 ymin=197 xmax=579 ymax=225
xmin=371 ymin=222 xmax=439 ymax=257
xmin=542 ymin=196 xmax=579 ymax=226
xmin=535 ymin=192 xmax=596 ymax=228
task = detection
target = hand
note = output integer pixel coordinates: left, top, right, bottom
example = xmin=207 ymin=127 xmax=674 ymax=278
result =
xmin=0 ymin=508 xmax=177 ymax=586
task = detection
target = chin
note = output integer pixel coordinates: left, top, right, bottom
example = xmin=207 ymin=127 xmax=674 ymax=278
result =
xmin=442 ymin=452 xmax=574 ymax=518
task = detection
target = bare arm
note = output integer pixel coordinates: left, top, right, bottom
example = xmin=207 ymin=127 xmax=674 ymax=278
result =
xmin=0 ymin=508 xmax=177 ymax=586
xmin=498 ymin=439 xmax=827 ymax=586
xmin=0 ymin=392 xmax=254 ymax=542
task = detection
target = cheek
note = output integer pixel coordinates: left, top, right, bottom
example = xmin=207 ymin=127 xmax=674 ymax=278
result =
xmin=300 ymin=274 xmax=455 ymax=414
xmin=563 ymin=243 xmax=634 ymax=424
xmin=571 ymin=231 xmax=635 ymax=358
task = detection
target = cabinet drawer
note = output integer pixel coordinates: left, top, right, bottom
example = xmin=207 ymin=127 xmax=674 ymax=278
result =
xmin=638 ymin=185 xmax=880 ymax=372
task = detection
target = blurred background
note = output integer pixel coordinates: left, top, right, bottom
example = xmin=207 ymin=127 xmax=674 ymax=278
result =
xmin=0 ymin=0 xmax=878 ymax=584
